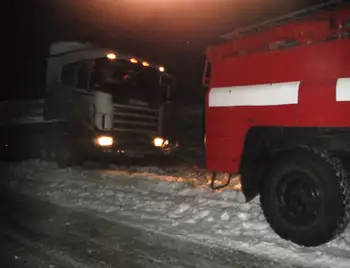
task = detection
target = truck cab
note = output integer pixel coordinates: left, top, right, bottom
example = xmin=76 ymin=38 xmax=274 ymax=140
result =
xmin=0 ymin=41 xmax=177 ymax=167
xmin=46 ymin=42 xmax=177 ymax=162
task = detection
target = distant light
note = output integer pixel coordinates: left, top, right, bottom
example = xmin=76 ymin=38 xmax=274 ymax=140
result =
xmin=142 ymin=61 xmax=150 ymax=67
xmin=106 ymin=53 xmax=117 ymax=60
xmin=130 ymin=58 xmax=138 ymax=64
xmin=159 ymin=66 xmax=165 ymax=72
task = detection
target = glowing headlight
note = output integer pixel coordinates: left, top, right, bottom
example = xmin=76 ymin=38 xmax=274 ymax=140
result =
xmin=153 ymin=137 xmax=164 ymax=147
xmin=153 ymin=137 xmax=170 ymax=148
xmin=106 ymin=53 xmax=117 ymax=60
xmin=96 ymin=136 xmax=114 ymax=147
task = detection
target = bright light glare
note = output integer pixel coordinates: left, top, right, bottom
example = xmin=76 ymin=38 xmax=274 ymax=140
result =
xmin=96 ymin=136 xmax=114 ymax=147
xmin=142 ymin=61 xmax=150 ymax=67
xmin=106 ymin=53 xmax=117 ymax=60
xmin=153 ymin=137 xmax=164 ymax=147
xmin=130 ymin=58 xmax=138 ymax=63
xmin=159 ymin=66 xmax=165 ymax=72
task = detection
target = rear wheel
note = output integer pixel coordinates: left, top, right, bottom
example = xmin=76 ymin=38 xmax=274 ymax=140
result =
xmin=260 ymin=147 xmax=350 ymax=247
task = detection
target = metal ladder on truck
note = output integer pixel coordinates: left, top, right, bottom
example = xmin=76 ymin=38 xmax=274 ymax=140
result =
xmin=220 ymin=0 xmax=344 ymax=40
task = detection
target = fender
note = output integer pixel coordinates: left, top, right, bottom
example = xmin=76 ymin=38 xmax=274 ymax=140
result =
xmin=239 ymin=126 xmax=350 ymax=202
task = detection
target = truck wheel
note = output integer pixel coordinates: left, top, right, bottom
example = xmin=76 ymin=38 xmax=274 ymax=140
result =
xmin=55 ymin=136 xmax=84 ymax=168
xmin=260 ymin=147 xmax=350 ymax=247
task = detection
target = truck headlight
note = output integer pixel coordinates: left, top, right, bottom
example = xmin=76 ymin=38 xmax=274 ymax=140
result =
xmin=153 ymin=137 xmax=164 ymax=147
xmin=96 ymin=136 xmax=114 ymax=147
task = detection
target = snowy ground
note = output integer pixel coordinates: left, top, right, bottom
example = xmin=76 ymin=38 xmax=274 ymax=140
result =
xmin=1 ymin=160 xmax=350 ymax=268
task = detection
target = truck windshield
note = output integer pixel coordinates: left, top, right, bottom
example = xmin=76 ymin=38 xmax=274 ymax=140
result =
xmin=91 ymin=57 xmax=170 ymax=108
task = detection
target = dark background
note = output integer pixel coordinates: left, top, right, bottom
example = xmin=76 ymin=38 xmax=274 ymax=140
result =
xmin=3 ymin=0 xmax=333 ymax=104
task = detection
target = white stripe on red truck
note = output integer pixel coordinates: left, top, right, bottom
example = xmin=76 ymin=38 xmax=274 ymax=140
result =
xmin=209 ymin=81 xmax=300 ymax=107
xmin=336 ymin=78 xmax=350 ymax=101
xmin=209 ymin=78 xmax=350 ymax=107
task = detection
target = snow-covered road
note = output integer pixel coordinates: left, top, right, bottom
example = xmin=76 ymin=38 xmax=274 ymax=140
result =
xmin=1 ymin=188 xmax=283 ymax=268
xmin=1 ymin=160 xmax=350 ymax=268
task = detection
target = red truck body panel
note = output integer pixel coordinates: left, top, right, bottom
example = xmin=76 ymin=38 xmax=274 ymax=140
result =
xmin=205 ymin=5 xmax=350 ymax=174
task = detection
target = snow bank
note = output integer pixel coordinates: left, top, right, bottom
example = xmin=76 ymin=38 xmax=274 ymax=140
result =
xmin=3 ymin=160 xmax=350 ymax=268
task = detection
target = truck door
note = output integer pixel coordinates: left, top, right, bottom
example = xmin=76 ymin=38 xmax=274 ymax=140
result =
xmin=44 ymin=60 xmax=94 ymax=126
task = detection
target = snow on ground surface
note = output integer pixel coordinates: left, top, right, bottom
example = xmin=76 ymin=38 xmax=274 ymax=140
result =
xmin=2 ymin=160 xmax=350 ymax=268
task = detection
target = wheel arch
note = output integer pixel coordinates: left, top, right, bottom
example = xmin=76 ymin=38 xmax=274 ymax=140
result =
xmin=238 ymin=126 xmax=350 ymax=202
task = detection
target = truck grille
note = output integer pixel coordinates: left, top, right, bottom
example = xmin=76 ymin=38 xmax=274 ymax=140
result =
xmin=112 ymin=104 xmax=160 ymax=150
xmin=113 ymin=103 xmax=159 ymax=137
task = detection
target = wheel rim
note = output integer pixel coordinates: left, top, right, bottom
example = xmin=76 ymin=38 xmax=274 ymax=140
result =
xmin=276 ymin=171 xmax=322 ymax=226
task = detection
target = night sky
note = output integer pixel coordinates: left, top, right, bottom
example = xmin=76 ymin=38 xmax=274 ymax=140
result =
xmin=5 ymin=0 xmax=331 ymax=104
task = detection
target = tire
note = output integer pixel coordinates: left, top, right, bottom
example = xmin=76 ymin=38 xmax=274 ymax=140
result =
xmin=55 ymin=136 xmax=84 ymax=169
xmin=260 ymin=147 xmax=350 ymax=247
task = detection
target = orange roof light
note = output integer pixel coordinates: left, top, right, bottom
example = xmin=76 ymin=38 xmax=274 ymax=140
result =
xmin=106 ymin=53 xmax=117 ymax=60
xmin=130 ymin=58 xmax=138 ymax=64
xmin=159 ymin=66 xmax=165 ymax=72
xmin=142 ymin=61 xmax=150 ymax=67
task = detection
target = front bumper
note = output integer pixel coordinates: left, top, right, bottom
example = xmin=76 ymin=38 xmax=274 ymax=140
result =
xmin=90 ymin=131 xmax=179 ymax=158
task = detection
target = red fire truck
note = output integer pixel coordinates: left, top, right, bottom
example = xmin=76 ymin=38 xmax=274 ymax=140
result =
xmin=203 ymin=1 xmax=350 ymax=246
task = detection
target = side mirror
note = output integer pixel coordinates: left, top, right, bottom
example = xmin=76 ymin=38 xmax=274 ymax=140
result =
xmin=202 ymin=60 xmax=211 ymax=87
xmin=159 ymin=74 xmax=173 ymax=102
xmin=88 ymin=71 xmax=98 ymax=90
xmin=160 ymin=74 xmax=173 ymax=86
